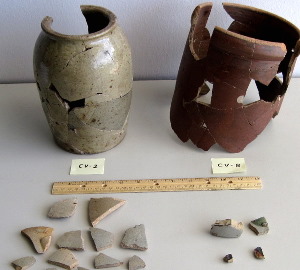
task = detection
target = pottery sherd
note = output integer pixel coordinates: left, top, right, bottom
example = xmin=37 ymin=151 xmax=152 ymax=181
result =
xmin=94 ymin=253 xmax=123 ymax=269
xmin=223 ymin=254 xmax=233 ymax=263
xmin=249 ymin=217 xmax=269 ymax=235
xmin=48 ymin=198 xmax=78 ymax=218
xmin=253 ymin=247 xmax=265 ymax=259
xmin=210 ymin=219 xmax=243 ymax=238
xmin=88 ymin=197 xmax=126 ymax=227
xmin=11 ymin=256 xmax=36 ymax=270
xmin=48 ymin=248 xmax=79 ymax=269
xmin=90 ymin=228 xmax=114 ymax=251
xmin=128 ymin=255 xmax=146 ymax=270
xmin=21 ymin=226 xmax=54 ymax=253
xmin=56 ymin=230 xmax=84 ymax=251
xmin=121 ymin=224 xmax=148 ymax=251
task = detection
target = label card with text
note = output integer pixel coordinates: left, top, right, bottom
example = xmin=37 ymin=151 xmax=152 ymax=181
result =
xmin=70 ymin=158 xmax=105 ymax=175
xmin=211 ymin=158 xmax=246 ymax=174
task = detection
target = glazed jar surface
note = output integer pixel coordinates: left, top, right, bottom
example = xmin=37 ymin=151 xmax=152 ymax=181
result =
xmin=34 ymin=5 xmax=133 ymax=154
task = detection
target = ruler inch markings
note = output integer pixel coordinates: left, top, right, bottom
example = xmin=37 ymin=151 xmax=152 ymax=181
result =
xmin=52 ymin=176 xmax=262 ymax=195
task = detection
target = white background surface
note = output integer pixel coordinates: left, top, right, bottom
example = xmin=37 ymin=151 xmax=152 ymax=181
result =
xmin=1 ymin=80 xmax=300 ymax=269
xmin=0 ymin=0 xmax=300 ymax=83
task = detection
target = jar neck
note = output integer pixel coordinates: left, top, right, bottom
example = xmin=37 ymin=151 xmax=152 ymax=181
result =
xmin=41 ymin=5 xmax=117 ymax=41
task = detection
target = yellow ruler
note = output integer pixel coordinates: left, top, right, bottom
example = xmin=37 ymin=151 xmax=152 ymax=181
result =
xmin=52 ymin=176 xmax=262 ymax=195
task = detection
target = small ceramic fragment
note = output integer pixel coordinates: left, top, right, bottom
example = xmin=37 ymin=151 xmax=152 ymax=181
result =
xmin=121 ymin=224 xmax=148 ymax=251
xmin=210 ymin=219 xmax=243 ymax=238
xmin=48 ymin=248 xmax=79 ymax=269
xmin=249 ymin=217 xmax=269 ymax=235
xmin=56 ymin=230 xmax=84 ymax=251
xmin=88 ymin=197 xmax=126 ymax=227
xmin=94 ymin=253 xmax=123 ymax=269
xmin=90 ymin=228 xmax=114 ymax=251
xmin=254 ymin=247 xmax=265 ymax=259
xmin=12 ymin=256 xmax=36 ymax=270
xmin=223 ymin=254 xmax=233 ymax=263
xmin=48 ymin=198 xmax=78 ymax=218
xmin=75 ymin=268 xmax=89 ymax=270
xmin=128 ymin=255 xmax=146 ymax=270
xmin=21 ymin=226 xmax=54 ymax=253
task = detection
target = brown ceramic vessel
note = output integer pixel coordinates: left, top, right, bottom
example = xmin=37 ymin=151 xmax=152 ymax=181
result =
xmin=170 ymin=2 xmax=300 ymax=152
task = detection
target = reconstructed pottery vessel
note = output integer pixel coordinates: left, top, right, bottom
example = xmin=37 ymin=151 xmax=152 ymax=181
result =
xmin=34 ymin=5 xmax=132 ymax=154
xmin=170 ymin=2 xmax=300 ymax=153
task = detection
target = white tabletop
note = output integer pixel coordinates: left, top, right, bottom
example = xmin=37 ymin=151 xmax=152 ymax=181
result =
xmin=1 ymin=80 xmax=299 ymax=269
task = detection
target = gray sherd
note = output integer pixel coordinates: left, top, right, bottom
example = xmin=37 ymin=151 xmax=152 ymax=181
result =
xmin=74 ymin=268 xmax=89 ymax=270
xmin=90 ymin=228 xmax=114 ymax=251
xmin=210 ymin=219 xmax=243 ymax=238
xmin=129 ymin=255 xmax=146 ymax=270
xmin=21 ymin=226 xmax=54 ymax=253
xmin=121 ymin=224 xmax=148 ymax=251
xmin=249 ymin=217 xmax=269 ymax=235
xmin=48 ymin=198 xmax=78 ymax=218
xmin=94 ymin=253 xmax=123 ymax=269
xmin=56 ymin=230 xmax=84 ymax=251
xmin=12 ymin=256 xmax=36 ymax=270
xmin=48 ymin=248 xmax=79 ymax=269
xmin=88 ymin=197 xmax=126 ymax=227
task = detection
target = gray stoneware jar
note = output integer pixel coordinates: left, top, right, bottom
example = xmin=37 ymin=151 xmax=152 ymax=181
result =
xmin=33 ymin=5 xmax=133 ymax=154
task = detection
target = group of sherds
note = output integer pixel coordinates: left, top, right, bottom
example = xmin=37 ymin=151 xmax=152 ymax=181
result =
xmin=12 ymin=196 xmax=269 ymax=268
xmin=12 ymin=197 xmax=147 ymax=270
xmin=210 ymin=217 xmax=269 ymax=263
xmin=210 ymin=217 xmax=269 ymax=238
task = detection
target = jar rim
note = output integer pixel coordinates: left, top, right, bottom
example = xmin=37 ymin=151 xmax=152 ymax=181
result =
xmin=41 ymin=5 xmax=117 ymax=41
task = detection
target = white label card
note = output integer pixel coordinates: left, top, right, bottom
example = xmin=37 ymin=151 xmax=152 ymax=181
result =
xmin=211 ymin=158 xmax=247 ymax=174
xmin=70 ymin=158 xmax=105 ymax=175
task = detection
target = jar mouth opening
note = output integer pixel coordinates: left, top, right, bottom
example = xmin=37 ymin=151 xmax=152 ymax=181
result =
xmin=41 ymin=5 xmax=117 ymax=40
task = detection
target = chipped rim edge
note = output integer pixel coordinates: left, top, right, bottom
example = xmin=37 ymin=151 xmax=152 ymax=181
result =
xmin=223 ymin=2 xmax=300 ymax=37
xmin=41 ymin=5 xmax=117 ymax=41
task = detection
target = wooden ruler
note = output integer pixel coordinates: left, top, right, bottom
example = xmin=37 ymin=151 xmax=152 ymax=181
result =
xmin=52 ymin=176 xmax=262 ymax=195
